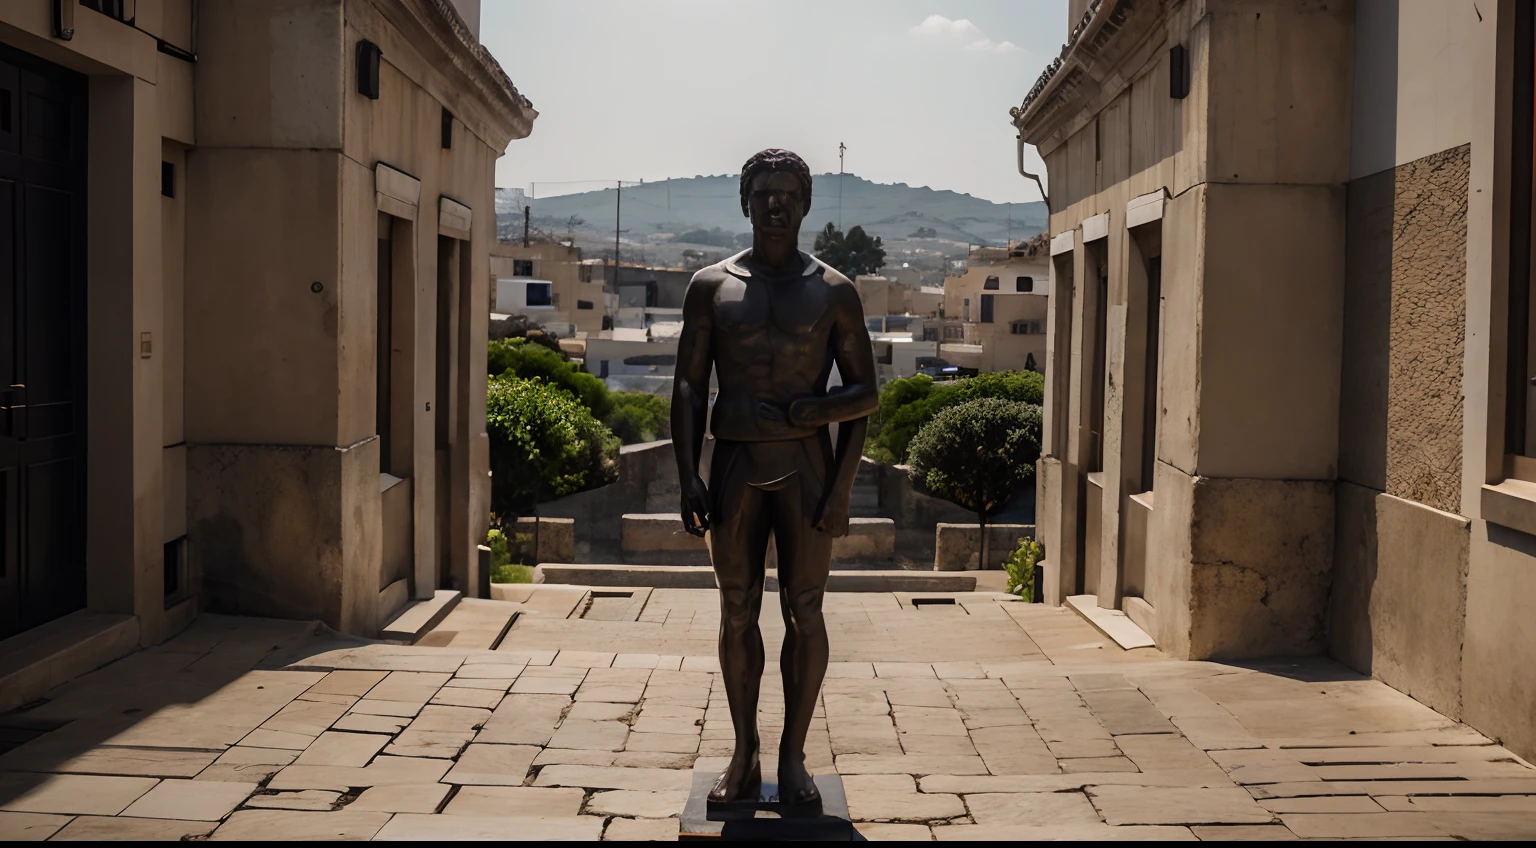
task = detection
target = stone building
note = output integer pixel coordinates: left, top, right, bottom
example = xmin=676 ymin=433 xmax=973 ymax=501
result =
xmin=939 ymin=244 xmax=1051 ymax=372
xmin=1016 ymin=0 xmax=1534 ymax=758
xmin=0 ymin=0 xmax=533 ymax=706
xmin=489 ymin=241 xmax=605 ymax=337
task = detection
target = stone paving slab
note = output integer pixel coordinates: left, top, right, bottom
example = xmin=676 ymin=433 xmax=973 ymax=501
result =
xmin=4 ymin=596 xmax=1536 ymax=840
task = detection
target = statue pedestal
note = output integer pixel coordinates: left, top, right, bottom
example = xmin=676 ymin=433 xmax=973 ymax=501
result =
xmin=679 ymin=770 xmax=853 ymax=841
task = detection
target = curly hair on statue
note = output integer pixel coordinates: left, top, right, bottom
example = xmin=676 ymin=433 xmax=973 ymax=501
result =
xmin=738 ymin=148 xmax=813 ymax=217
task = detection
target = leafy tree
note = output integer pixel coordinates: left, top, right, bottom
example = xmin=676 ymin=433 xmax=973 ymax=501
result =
xmin=604 ymin=391 xmax=671 ymax=445
xmin=488 ymin=337 xmax=613 ymax=420
xmin=487 ymin=376 xmax=619 ymax=519
xmin=906 ymin=398 xmax=1042 ymax=572
xmin=909 ymin=226 xmax=938 ymax=239
xmin=865 ymin=370 xmax=1044 ymax=464
xmin=814 ymin=223 xmax=887 ymax=277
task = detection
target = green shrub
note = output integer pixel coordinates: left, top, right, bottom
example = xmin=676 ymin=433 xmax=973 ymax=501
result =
xmin=1004 ymin=537 xmax=1043 ymax=601
xmin=906 ymin=397 xmax=1042 ymax=517
xmin=604 ymin=391 xmax=670 ymax=445
xmin=486 ymin=528 xmax=535 ymax=583
xmin=488 ymin=337 xmax=613 ymax=420
xmin=487 ymin=375 xmax=619 ymax=517
xmin=867 ymin=370 xmax=1044 ymax=464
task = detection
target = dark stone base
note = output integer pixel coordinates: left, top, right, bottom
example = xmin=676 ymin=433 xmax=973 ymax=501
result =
xmin=680 ymin=770 xmax=853 ymax=841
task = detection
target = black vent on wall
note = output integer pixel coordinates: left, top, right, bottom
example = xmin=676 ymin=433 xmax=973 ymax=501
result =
xmin=1169 ymin=44 xmax=1190 ymax=99
xmin=357 ymin=40 xmax=382 ymax=100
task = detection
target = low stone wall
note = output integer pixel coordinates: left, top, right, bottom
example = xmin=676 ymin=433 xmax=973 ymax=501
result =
xmin=934 ymin=523 xmax=1036 ymax=571
xmin=510 ymin=516 xmax=575 ymax=564
xmin=620 ymin=513 xmax=710 ymax=567
xmin=539 ymin=440 xmax=691 ymax=561
xmin=768 ymin=517 xmax=896 ymax=568
xmin=619 ymin=513 xmax=897 ymax=568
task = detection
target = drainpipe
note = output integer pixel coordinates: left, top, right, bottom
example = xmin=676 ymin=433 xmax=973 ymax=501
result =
xmin=1016 ymin=135 xmax=1048 ymax=207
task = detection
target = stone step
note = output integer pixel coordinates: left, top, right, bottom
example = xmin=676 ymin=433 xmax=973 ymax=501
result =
xmin=0 ymin=610 xmax=140 ymax=713
xmin=488 ymin=584 xmax=591 ymax=619
xmin=1065 ymin=594 xmax=1156 ymax=650
xmin=534 ymin=564 xmax=977 ymax=593
xmin=417 ymin=598 xmax=521 ymax=650
xmin=379 ymin=589 xmax=461 ymax=644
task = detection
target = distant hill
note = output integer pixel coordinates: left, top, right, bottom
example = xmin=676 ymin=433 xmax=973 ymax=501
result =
xmin=511 ymin=173 xmax=1047 ymax=252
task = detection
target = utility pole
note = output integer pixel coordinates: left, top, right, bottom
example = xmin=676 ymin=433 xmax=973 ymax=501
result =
xmin=613 ymin=180 xmax=622 ymax=290
xmin=522 ymin=204 xmax=530 ymax=247
xmin=838 ymin=142 xmax=846 ymax=231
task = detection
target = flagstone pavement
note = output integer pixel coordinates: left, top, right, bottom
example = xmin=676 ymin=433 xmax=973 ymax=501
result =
xmin=2 ymin=588 xmax=1535 ymax=840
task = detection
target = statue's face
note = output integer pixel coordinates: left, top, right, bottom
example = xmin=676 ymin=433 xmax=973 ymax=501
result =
xmin=747 ymin=171 xmax=807 ymax=241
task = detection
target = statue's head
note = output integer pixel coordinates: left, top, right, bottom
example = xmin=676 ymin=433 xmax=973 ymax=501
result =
xmin=740 ymin=149 xmax=813 ymax=240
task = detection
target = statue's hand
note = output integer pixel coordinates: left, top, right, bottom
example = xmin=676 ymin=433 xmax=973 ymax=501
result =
xmin=681 ymin=475 xmax=712 ymax=538
xmin=813 ymin=493 xmax=851 ymax=538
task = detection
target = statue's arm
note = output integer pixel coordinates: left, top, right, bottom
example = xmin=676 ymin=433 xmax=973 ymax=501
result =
xmin=802 ymin=281 xmax=878 ymax=536
xmin=671 ymin=275 xmax=715 ymax=487
xmin=788 ymin=282 xmax=879 ymax=428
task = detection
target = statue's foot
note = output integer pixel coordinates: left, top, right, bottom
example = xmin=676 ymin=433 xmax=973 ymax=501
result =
xmin=708 ymin=752 xmax=761 ymax=803
xmin=776 ymin=756 xmax=820 ymax=805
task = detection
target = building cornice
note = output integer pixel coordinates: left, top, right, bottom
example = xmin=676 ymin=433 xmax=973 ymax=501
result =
xmin=377 ymin=0 xmax=537 ymax=147
xmin=1010 ymin=0 xmax=1169 ymax=155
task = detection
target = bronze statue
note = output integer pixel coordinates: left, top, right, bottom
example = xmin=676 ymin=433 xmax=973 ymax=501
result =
xmin=671 ymin=149 xmax=878 ymax=804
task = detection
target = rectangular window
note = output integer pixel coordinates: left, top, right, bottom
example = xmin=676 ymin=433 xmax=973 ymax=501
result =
xmin=513 ymin=259 xmax=534 ymax=277
xmin=579 ymin=264 xmax=594 ymax=283
xmin=1016 ymin=276 xmax=1033 ymax=292
xmin=526 ymin=282 xmax=552 ymax=307
xmin=163 ymin=536 xmax=185 ymax=600
xmin=160 ymin=161 xmax=174 ymax=198
xmin=577 ymin=299 xmax=594 ymax=310
xmin=980 ymin=294 xmax=995 ymax=324
xmin=440 ymin=106 xmax=453 ymax=149
xmin=963 ymin=297 xmax=971 ymax=322
xmin=983 ymin=276 xmax=1000 ymax=291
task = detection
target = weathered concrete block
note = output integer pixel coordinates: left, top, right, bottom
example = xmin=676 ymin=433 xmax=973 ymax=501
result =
xmin=1330 ymin=484 xmax=1469 ymax=719
xmin=620 ymin=513 xmax=709 ymax=566
xmin=934 ymin=524 xmax=1035 ymax=571
xmin=1185 ymin=477 xmax=1335 ymax=660
xmin=188 ymin=439 xmax=380 ymax=636
xmin=512 ymin=517 xmax=576 ymax=564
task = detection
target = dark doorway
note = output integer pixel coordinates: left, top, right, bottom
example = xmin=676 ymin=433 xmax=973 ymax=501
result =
xmin=0 ymin=46 xmax=89 ymax=640
xmin=1141 ymin=257 xmax=1162 ymax=492
xmin=377 ymin=213 xmax=393 ymax=474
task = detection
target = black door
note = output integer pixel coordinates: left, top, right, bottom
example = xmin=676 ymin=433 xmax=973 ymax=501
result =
xmin=0 ymin=46 xmax=88 ymax=640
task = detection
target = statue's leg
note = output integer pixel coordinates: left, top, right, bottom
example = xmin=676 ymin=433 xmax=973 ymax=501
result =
xmin=772 ymin=465 xmax=833 ymax=804
xmin=707 ymin=441 xmax=771 ymax=802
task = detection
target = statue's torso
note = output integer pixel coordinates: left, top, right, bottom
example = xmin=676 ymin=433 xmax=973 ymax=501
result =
xmin=701 ymin=253 xmax=840 ymax=442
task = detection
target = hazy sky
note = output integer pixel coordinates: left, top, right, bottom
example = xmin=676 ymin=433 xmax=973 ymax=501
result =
xmin=481 ymin=0 xmax=1065 ymax=204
